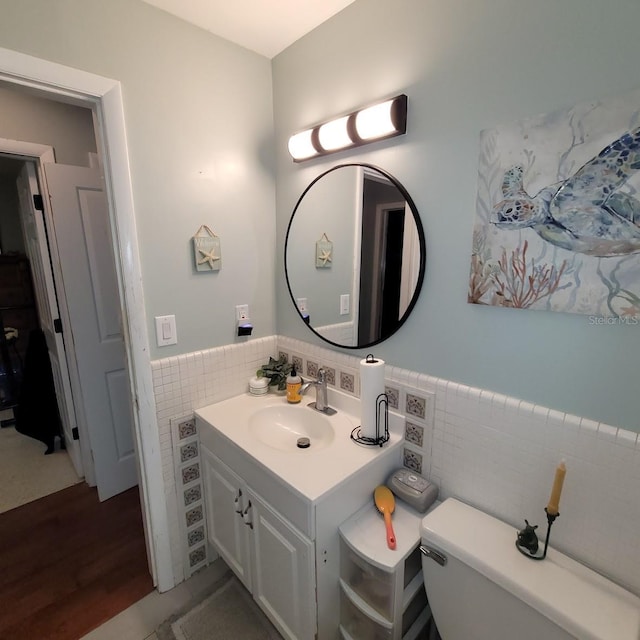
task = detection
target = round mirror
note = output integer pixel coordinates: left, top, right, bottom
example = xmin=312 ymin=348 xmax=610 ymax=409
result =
xmin=285 ymin=163 xmax=425 ymax=349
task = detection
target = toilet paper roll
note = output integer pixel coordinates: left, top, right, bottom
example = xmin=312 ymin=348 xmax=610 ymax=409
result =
xmin=360 ymin=356 xmax=385 ymax=439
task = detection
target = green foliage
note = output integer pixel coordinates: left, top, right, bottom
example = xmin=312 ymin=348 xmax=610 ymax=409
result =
xmin=256 ymin=355 xmax=292 ymax=391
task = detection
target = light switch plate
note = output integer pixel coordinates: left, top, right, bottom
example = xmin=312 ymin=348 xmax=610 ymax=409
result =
xmin=155 ymin=315 xmax=177 ymax=346
xmin=340 ymin=294 xmax=350 ymax=315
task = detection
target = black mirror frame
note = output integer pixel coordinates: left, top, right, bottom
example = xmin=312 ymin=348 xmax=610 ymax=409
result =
xmin=284 ymin=163 xmax=426 ymax=350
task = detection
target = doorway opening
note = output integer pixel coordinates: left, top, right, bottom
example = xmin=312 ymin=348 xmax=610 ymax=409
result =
xmin=0 ymin=43 xmax=173 ymax=594
xmin=0 ymin=87 xmax=153 ymax=634
xmin=0 ymin=155 xmax=80 ymax=512
xmin=0 ymin=83 xmax=138 ymax=499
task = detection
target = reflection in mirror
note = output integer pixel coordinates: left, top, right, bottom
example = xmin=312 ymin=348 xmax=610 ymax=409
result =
xmin=285 ymin=164 xmax=425 ymax=349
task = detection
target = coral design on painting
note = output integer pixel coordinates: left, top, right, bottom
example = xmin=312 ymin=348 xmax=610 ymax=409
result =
xmin=469 ymin=88 xmax=640 ymax=317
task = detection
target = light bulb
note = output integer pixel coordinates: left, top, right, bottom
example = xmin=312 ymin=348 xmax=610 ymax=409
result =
xmin=288 ymin=129 xmax=317 ymax=161
xmin=318 ymin=116 xmax=351 ymax=151
xmin=355 ymin=99 xmax=397 ymax=140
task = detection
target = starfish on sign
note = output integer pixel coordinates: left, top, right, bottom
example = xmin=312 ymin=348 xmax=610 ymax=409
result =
xmin=318 ymin=249 xmax=332 ymax=266
xmin=198 ymin=247 xmax=220 ymax=269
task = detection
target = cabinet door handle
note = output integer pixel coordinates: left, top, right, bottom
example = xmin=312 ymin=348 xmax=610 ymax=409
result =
xmin=243 ymin=500 xmax=253 ymax=529
xmin=234 ymin=488 xmax=243 ymax=515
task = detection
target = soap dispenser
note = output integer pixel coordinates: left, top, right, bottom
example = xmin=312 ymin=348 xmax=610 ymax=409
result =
xmin=286 ymin=367 xmax=302 ymax=404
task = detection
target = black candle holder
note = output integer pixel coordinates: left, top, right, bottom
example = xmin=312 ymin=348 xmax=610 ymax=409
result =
xmin=515 ymin=508 xmax=559 ymax=560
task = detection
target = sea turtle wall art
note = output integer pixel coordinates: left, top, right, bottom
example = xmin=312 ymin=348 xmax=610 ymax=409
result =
xmin=469 ymin=88 xmax=640 ymax=319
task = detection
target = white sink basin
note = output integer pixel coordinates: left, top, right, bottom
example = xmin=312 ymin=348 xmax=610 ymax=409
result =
xmin=248 ymin=404 xmax=335 ymax=451
xmin=196 ymin=390 xmax=404 ymax=504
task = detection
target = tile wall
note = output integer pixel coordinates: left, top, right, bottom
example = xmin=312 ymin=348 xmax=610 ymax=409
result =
xmin=153 ymin=334 xmax=640 ymax=597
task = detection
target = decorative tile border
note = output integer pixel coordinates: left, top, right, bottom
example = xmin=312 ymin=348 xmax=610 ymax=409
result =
xmin=182 ymin=463 xmax=201 ymax=485
xmin=180 ymin=441 xmax=199 ymax=463
xmin=405 ymin=420 xmax=424 ymax=447
xmin=170 ymin=413 xmax=209 ymax=578
xmin=323 ymin=366 xmax=336 ymax=387
xmin=385 ymin=385 xmax=400 ymax=410
xmin=183 ymin=485 xmax=202 ymax=506
xmin=339 ymin=371 xmax=355 ymax=393
xmin=406 ymin=392 xmax=426 ymax=419
xmin=306 ymin=360 xmax=319 ymax=378
xmin=188 ymin=545 xmax=207 ymax=570
xmin=187 ymin=525 xmax=205 ymax=548
xmin=178 ymin=419 xmax=197 ymax=440
xmin=185 ymin=504 xmax=204 ymax=527
xmin=403 ymin=446 xmax=423 ymax=474
xmin=292 ymin=354 xmax=303 ymax=373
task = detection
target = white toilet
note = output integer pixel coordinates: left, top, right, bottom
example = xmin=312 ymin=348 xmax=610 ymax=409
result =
xmin=420 ymin=498 xmax=640 ymax=640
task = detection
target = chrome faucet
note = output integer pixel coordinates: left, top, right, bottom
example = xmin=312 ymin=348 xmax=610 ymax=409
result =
xmin=300 ymin=368 xmax=336 ymax=415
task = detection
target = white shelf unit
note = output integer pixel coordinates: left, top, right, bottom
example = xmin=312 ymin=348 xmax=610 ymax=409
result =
xmin=338 ymin=500 xmax=432 ymax=640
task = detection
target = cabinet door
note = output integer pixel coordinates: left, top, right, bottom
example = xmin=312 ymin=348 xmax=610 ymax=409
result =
xmin=246 ymin=489 xmax=316 ymax=640
xmin=202 ymin=448 xmax=252 ymax=591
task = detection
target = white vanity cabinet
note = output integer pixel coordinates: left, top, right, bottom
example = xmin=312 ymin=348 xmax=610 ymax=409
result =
xmin=196 ymin=391 xmax=406 ymax=639
xmin=202 ymin=446 xmax=316 ymax=640
xmin=247 ymin=488 xmax=316 ymax=639
xmin=201 ymin=446 xmax=253 ymax=590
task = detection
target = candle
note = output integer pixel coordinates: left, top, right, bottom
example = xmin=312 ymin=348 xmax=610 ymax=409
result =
xmin=546 ymin=460 xmax=566 ymax=516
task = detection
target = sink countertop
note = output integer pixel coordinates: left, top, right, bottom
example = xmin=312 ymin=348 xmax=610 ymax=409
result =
xmin=195 ymin=390 xmax=404 ymax=504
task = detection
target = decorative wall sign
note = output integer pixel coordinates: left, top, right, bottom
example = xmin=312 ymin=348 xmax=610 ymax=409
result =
xmin=315 ymin=232 xmax=333 ymax=268
xmin=193 ymin=225 xmax=221 ymax=271
xmin=469 ymin=88 xmax=640 ymax=318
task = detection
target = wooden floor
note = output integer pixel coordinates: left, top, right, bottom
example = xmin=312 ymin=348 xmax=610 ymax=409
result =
xmin=0 ymin=483 xmax=154 ymax=640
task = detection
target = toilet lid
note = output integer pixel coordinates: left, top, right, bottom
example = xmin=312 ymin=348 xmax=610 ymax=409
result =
xmin=420 ymin=499 xmax=640 ymax=640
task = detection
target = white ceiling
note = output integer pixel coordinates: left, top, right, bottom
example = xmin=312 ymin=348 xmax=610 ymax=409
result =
xmin=140 ymin=0 xmax=356 ymax=58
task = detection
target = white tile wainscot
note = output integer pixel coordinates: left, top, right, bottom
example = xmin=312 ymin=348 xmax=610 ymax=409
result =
xmin=276 ymin=335 xmax=640 ymax=598
xmin=152 ymin=333 xmax=640 ymax=599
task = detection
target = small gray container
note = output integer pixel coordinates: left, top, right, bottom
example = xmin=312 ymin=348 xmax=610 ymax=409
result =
xmin=387 ymin=468 xmax=439 ymax=512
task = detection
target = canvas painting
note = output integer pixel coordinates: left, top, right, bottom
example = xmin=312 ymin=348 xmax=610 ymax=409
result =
xmin=469 ymin=89 xmax=640 ymax=318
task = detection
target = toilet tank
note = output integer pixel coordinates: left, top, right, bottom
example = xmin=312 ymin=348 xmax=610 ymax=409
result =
xmin=420 ymin=499 xmax=640 ymax=640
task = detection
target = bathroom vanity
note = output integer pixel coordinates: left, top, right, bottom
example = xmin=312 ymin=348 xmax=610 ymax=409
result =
xmin=196 ymin=389 xmax=405 ymax=640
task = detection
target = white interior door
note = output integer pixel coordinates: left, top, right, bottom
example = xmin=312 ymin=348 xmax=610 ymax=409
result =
xmin=43 ymin=162 xmax=137 ymax=501
xmin=16 ymin=163 xmax=83 ymax=477
xmin=399 ymin=202 xmax=420 ymax=318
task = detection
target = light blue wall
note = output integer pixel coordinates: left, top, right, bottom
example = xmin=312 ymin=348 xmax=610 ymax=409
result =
xmin=0 ymin=0 xmax=277 ymax=359
xmin=273 ymin=0 xmax=640 ymax=431
xmin=1 ymin=0 xmax=637 ymax=431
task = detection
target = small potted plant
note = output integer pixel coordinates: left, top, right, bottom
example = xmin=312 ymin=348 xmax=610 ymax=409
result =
xmin=256 ymin=354 xmax=293 ymax=392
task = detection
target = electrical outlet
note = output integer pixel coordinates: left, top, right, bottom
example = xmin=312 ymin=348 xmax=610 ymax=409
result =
xmin=235 ymin=304 xmax=249 ymax=321
xmin=296 ymin=297 xmax=308 ymax=314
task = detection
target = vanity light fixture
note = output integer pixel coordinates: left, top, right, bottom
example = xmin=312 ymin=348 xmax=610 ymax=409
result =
xmin=287 ymin=94 xmax=407 ymax=162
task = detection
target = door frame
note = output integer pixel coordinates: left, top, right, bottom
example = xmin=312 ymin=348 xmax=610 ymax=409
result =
xmin=0 ymin=46 xmax=172 ymax=591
